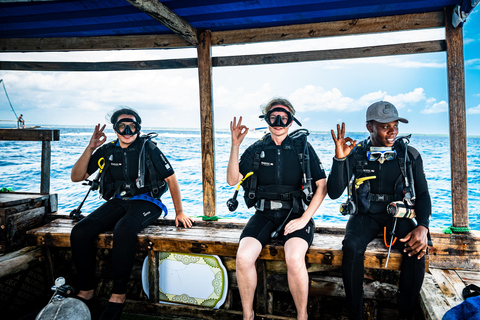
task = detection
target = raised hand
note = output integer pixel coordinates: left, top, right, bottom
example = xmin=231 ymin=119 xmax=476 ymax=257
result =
xmin=89 ymin=124 xmax=107 ymax=150
xmin=330 ymin=122 xmax=356 ymax=159
xmin=230 ymin=116 xmax=249 ymax=147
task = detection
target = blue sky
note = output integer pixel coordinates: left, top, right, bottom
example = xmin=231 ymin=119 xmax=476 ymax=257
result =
xmin=0 ymin=10 xmax=479 ymax=135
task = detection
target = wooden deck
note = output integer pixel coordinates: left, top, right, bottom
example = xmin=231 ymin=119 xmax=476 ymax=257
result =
xmin=420 ymin=268 xmax=480 ymax=320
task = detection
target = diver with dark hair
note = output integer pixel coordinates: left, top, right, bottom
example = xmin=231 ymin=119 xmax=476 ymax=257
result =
xmin=227 ymin=98 xmax=327 ymax=320
xmin=327 ymin=101 xmax=431 ymax=320
xmin=70 ymin=107 xmax=193 ymax=320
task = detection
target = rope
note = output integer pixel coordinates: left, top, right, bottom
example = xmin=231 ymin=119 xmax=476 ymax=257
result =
xmin=441 ymin=225 xmax=471 ymax=234
xmin=0 ymin=79 xmax=18 ymax=119
xmin=195 ymin=216 xmax=232 ymax=221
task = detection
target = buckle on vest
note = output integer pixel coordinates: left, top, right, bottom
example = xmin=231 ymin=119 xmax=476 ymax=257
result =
xmin=377 ymin=194 xmax=385 ymax=202
xmin=270 ymin=200 xmax=283 ymax=210
xmin=256 ymin=199 xmax=265 ymax=211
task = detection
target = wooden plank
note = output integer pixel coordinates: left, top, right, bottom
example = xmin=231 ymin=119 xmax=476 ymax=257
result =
xmin=0 ymin=59 xmax=198 ymax=72
xmin=309 ymin=275 xmax=398 ymax=300
xmin=256 ymin=259 xmax=268 ymax=315
xmin=456 ymin=270 xmax=480 ymax=286
xmin=428 ymin=232 xmax=480 ymax=270
xmin=0 ymin=128 xmax=60 ymax=141
xmin=0 ymin=34 xmax=192 ymax=52
xmin=1 ymin=40 xmax=445 ymax=72
xmin=429 ymin=268 xmax=465 ymax=308
xmin=420 ymin=273 xmax=452 ymax=320
xmin=0 ymin=12 xmax=444 ymax=53
xmin=40 ymin=140 xmax=51 ymax=194
xmin=26 ymin=219 xmax=406 ymax=270
xmin=445 ymin=8 xmax=469 ymax=230
xmin=214 ymin=41 xmax=445 ymax=67
xmin=0 ymin=246 xmax=43 ymax=278
xmin=211 ymin=12 xmax=445 ymax=45
xmin=197 ymin=30 xmax=216 ymax=217
xmin=124 ymin=0 xmax=198 ymax=46
xmin=147 ymin=249 xmax=159 ymax=303
xmin=0 ymin=193 xmax=50 ymax=208
xmin=123 ymin=298 xmax=296 ymax=320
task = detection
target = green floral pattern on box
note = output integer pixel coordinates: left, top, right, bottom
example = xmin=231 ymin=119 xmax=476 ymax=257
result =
xmin=156 ymin=252 xmax=226 ymax=308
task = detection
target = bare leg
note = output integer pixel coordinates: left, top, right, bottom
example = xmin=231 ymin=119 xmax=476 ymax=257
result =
xmin=109 ymin=293 xmax=126 ymax=303
xmin=77 ymin=289 xmax=94 ymax=300
xmin=284 ymin=238 xmax=309 ymax=320
xmin=236 ymin=237 xmax=263 ymax=320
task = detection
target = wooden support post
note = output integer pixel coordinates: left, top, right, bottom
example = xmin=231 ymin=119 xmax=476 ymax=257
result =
xmin=40 ymin=140 xmax=51 ymax=194
xmin=255 ymin=260 xmax=268 ymax=315
xmin=44 ymin=246 xmax=55 ymax=286
xmin=148 ymin=248 xmax=159 ymax=302
xmin=197 ymin=30 xmax=216 ymax=217
xmin=445 ymin=8 xmax=468 ymax=230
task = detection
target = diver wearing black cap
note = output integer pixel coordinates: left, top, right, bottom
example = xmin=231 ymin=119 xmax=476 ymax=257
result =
xmin=327 ymin=101 xmax=431 ymax=320
xmin=70 ymin=107 xmax=193 ymax=320
xmin=227 ymin=98 xmax=327 ymax=320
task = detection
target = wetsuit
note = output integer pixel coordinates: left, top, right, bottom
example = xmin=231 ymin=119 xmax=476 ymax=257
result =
xmin=70 ymin=137 xmax=174 ymax=294
xmin=327 ymin=144 xmax=431 ymax=320
xmin=239 ymin=134 xmax=326 ymax=246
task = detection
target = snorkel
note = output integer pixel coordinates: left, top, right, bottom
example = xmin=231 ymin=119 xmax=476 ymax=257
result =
xmin=259 ymin=107 xmax=302 ymax=127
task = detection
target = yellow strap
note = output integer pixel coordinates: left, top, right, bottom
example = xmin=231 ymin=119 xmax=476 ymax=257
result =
xmin=354 ymin=176 xmax=376 ymax=189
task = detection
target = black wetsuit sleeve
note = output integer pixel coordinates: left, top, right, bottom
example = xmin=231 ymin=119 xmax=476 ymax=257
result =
xmin=410 ymin=149 xmax=431 ymax=228
xmin=327 ymin=155 xmax=354 ymax=199
xmin=86 ymin=145 xmax=107 ymax=176
xmin=149 ymin=143 xmax=175 ymax=180
xmin=239 ymin=144 xmax=255 ymax=177
xmin=307 ymin=143 xmax=326 ymax=182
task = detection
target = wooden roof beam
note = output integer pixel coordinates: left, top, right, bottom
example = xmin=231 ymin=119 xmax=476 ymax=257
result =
xmin=124 ymin=0 xmax=198 ymax=46
xmin=0 ymin=40 xmax=446 ymax=72
xmin=0 ymin=11 xmax=444 ymax=52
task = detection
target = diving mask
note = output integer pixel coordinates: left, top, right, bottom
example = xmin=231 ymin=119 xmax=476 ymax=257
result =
xmin=114 ymin=118 xmax=141 ymax=136
xmin=367 ymin=147 xmax=397 ymax=164
xmin=259 ymin=107 xmax=302 ymax=127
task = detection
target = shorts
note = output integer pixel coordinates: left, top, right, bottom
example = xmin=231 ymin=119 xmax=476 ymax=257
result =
xmin=240 ymin=210 xmax=315 ymax=247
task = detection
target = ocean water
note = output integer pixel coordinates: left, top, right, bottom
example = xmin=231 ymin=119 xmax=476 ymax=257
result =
xmin=1 ymin=126 xmax=479 ymax=231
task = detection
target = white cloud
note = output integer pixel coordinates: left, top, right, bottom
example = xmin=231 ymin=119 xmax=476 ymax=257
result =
xmin=421 ymin=100 xmax=448 ymax=114
xmin=466 ymin=58 xmax=480 ymax=69
xmin=467 ymin=104 xmax=480 ymax=114
xmin=287 ymin=86 xmax=428 ymax=113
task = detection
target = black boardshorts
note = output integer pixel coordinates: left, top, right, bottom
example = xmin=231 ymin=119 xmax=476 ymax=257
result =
xmin=240 ymin=210 xmax=315 ymax=247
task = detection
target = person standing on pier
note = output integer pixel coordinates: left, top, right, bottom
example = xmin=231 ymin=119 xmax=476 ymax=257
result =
xmin=70 ymin=107 xmax=193 ymax=320
xmin=327 ymin=101 xmax=431 ymax=320
xmin=227 ymin=98 xmax=328 ymax=320
xmin=17 ymin=114 xmax=25 ymax=128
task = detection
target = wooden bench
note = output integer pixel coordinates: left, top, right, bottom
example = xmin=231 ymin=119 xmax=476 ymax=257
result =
xmin=26 ymin=218 xmax=403 ymax=270
xmin=28 ymin=218 xmax=451 ymax=319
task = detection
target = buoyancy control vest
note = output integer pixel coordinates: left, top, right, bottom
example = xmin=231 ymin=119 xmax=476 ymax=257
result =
xmin=350 ymin=135 xmax=416 ymax=214
xmin=97 ymin=135 xmax=168 ymax=201
xmin=242 ymin=129 xmax=316 ymax=213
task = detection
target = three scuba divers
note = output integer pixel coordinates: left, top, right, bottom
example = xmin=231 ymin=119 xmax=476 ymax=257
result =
xmin=327 ymin=101 xmax=431 ymax=320
xmin=226 ymin=98 xmax=328 ymax=320
xmin=70 ymin=107 xmax=193 ymax=320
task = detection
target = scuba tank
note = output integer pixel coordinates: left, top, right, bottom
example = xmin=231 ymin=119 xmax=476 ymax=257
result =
xmin=35 ymin=277 xmax=91 ymax=320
